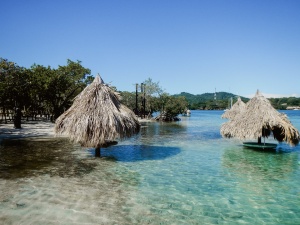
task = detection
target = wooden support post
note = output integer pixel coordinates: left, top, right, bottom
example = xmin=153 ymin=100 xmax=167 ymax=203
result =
xmin=135 ymin=83 xmax=138 ymax=115
xmin=143 ymin=83 xmax=146 ymax=118
xmin=95 ymin=147 xmax=101 ymax=157
xmin=258 ymin=137 xmax=261 ymax=144
xmin=141 ymin=83 xmax=144 ymax=118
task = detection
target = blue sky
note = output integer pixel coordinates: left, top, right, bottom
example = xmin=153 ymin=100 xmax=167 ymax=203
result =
xmin=1 ymin=0 xmax=300 ymax=98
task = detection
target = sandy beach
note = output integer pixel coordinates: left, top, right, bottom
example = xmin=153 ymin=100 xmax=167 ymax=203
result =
xmin=0 ymin=118 xmax=152 ymax=141
xmin=0 ymin=121 xmax=55 ymax=140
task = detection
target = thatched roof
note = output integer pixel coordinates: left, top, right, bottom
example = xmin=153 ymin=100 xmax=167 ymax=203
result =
xmin=54 ymin=75 xmax=140 ymax=148
xmin=220 ymin=90 xmax=300 ymax=146
xmin=221 ymin=97 xmax=246 ymax=119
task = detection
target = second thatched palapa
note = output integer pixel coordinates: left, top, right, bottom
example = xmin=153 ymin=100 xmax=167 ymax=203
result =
xmin=221 ymin=96 xmax=246 ymax=119
xmin=221 ymin=90 xmax=300 ymax=146
xmin=55 ymin=75 xmax=140 ymax=156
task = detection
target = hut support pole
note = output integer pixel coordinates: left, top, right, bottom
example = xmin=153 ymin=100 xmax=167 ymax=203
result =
xmin=258 ymin=137 xmax=261 ymax=144
xmin=135 ymin=83 xmax=138 ymax=115
xmin=95 ymin=147 xmax=101 ymax=157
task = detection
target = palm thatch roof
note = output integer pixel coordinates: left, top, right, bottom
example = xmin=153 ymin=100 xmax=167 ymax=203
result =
xmin=221 ymin=97 xmax=246 ymax=119
xmin=220 ymin=90 xmax=300 ymax=146
xmin=54 ymin=75 xmax=140 ymax=148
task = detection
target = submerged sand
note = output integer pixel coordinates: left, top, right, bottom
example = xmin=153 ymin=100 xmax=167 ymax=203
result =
xmin=0 ymin=121 xmax=152 ymax=225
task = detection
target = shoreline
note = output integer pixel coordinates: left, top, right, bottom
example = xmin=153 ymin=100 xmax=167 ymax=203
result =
xmin=0 ymin=121 xmax=55 ymax=140
xmin=0 ymin=118 xmax=154 ymax=140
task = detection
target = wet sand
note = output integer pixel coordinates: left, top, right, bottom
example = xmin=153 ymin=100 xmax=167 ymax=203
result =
xmin=0 ymin=121 xmax=55 ymax=140
xmin=0 ymin=123 xmax=150 ymax=225
xmin=0 ymin=117 xmax=153 ymax=140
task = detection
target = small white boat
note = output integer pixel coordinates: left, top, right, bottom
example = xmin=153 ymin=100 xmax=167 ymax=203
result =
xmin=182 ymin=109 xmax=191 ymax=116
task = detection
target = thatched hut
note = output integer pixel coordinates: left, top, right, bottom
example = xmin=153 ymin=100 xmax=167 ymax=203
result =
xmin=221 ymin=97 xmax=246 ymax=119
xmin=221 ymin=90 xmax=300 ymax=147
xmin=55 ymin=75 xmax=140 ymax=156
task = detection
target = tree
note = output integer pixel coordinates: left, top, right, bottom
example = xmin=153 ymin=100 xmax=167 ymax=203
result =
xmin=142 ymin=78 xmax=164 ymax=114
xmin=119 ymin=91 xmax=136 ymax=110
xmin=143 ymin=78 xmax=164 ymax=97
xmin=28 ymin=64 xmax=55 ymax=119
xmin=164 ymin=96 xmax=188 ymax=117
xmin=0 ymin=58 xmax=29 ymax=122
xmin=287 ymin=97 xmax=299 ymax=106
xmin=44 ymin=59 xmax=92 ymax=120
xmin=119 ymin=78 xmax=164 ymax=116
xmin=0 ymin=58 xmax=14 ymax=122
xmin=155 ymin=93 xmax=188 ymax=121
xmin=0 ymin=58 xmax=92 ymax=123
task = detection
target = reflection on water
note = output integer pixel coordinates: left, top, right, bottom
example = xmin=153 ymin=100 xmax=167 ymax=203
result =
xmin=0 ymin=110 xmax=300 ymax=224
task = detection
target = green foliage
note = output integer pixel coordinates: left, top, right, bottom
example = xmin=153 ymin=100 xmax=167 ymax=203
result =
xmin=163 ymin=95 xmax=188 ymax=117
xmin=269 ymin=97 xmax=300 ymax=109
xmin=2 ymin=56 xmax=300 ymax=125
xmin=174 ymin=92 xmax=249 ymax=110
xmin=142 ymin=78 xmax=164 ymax=114
xmin=0 ymin=58 xmax=28 ymax=110
xmin=120 ymin=78 xmax=165 ymax=115
xmin=119 ymin=91 xmax=136 ymax=110
xmin=0 ymin=58 xmax=92 ymax=122
xmin=142 ymin=78 xmax=164 ymax=97
xmin=175 ymin=92 xmax=300 ymax=110
xmin=44 ymin=59 xmax=92 ymax=119
xmin=119 ymin=78 xmax=188 ymax=119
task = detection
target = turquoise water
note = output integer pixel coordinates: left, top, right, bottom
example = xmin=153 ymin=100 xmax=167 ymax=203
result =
xmin=0 ymin=110 xmax=300 ymax=224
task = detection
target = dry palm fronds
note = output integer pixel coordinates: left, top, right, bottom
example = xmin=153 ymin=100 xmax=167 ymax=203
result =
xmin=221 ymin=90 xmax=300 ymax=146
xmin=221 ymin=97 xmax=246 ymax=119
xmin=55 ymin=75 xmax=140 ymax=148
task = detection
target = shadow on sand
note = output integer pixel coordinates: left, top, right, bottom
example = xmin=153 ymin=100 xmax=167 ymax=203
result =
xmin=0 ymin=138 xmax=181 ymax=179
xmin=0 ymin=138 xmax=98 ymax=179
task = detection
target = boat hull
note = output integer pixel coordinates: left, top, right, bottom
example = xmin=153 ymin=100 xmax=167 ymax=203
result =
xmin=243 ymin=142 xmax=277 ymax=150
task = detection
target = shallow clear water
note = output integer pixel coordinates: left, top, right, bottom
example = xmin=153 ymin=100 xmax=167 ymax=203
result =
xmin=0 ymin=110 xmax=300 ymax=225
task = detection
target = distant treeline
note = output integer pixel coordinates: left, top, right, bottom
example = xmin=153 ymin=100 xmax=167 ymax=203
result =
xmin=174 ymin=92 xmax=300 ymax=110
xmin=0 ymin=58 xmax=188 ymax=122
xmin=1 ymin=56 xmax=299 ymax=124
